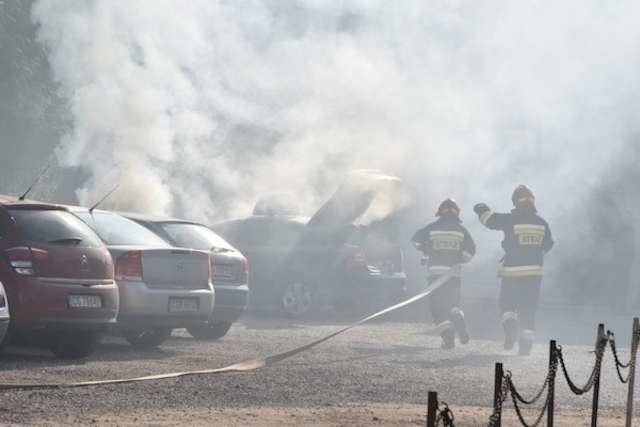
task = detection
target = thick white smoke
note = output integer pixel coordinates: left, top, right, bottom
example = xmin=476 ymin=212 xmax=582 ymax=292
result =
xmin=31 ymin=0 xmax=640 ymax=233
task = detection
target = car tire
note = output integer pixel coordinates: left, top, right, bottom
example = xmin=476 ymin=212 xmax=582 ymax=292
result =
xmin=123 ymin=328 xmax=173 ymax=348
xmin=48 ymin=331 xmax=101 ymax=359
xmin=187 ymin=322 xmax=232 ymax=340
xmin=281 ymin=280 xmax=313 ymax=318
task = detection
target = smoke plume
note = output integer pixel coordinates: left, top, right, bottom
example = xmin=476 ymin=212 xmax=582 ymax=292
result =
xmin=28 ymin=1 xmax=640 ymax=220
xmin=0 ymin=0 xmax=635 ymax=305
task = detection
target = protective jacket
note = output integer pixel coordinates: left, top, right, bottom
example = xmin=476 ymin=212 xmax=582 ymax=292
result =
xmin=479 ymin=206 xmax=553 ymax=277
xmin=411 ymin=216 xmax=476 ymax=277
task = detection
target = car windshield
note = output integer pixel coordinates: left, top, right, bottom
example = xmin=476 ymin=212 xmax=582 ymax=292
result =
xmin=9 ymin=209 xmax=103 ymax=248
xmin=76 ymin=212 xmax=170 ymax=247
xmin=159 ymin=222 xmax=234 ymax=251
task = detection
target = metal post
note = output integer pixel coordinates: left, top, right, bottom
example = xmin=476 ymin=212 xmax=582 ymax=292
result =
xmin=548 ymin=340 xmax=557 ymax=427
xmin=591 ymin=323 xmax=605 ymax=427
xmin=626 ymin=317 xmax=639 ymax=427
xmin=427 ymin=391 xmax=438 ymax=427
xmin=493 ymin=362 xmax=503 ymax=427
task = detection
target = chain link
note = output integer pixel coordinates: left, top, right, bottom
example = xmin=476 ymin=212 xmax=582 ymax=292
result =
xmin=504 ymin=353 xmax=557 ymax=427
xmin=508 ymin=375 xmax=552 ymax=427
xmin=510 ymin=356 xmax=557 ymax=405
xmin=488 ymin=373 xmax=510 ymax=427
xmin=557 ymin=336 xmax=607 ymax=395
xmin=432 ymin=399 xmax=456 ymax=427
xmin=478 ymin=325 xmax=640 ymax=427
xmin=608 ymin=332 xmax=632 ymax=368
xmin=608 ymin=334 xmax=632 ymax=384
xmin=437 ymin=402 xmax=455 ymax=427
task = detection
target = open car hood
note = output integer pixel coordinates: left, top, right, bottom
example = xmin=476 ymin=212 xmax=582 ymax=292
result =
xmin=306 ymin=170 xmax=410 ymax=230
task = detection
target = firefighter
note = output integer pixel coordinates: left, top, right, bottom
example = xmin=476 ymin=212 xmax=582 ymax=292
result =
xmin=473 ymin=185 xmax=553 ymax=355
xmin=411 ymin=199 xmax=476 ymax=349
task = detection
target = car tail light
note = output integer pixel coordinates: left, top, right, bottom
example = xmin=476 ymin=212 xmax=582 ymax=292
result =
xmin=241 ymin=256 xmax=249 ymax=273
xmin=5 ymin=246 xmax=48 ymax=276
xmin=115 ymin=251 xmax=143 ymax=281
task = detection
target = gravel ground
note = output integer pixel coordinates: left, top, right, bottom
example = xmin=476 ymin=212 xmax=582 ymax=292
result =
xmin=0 ymin=314 xmax=637 ymax=426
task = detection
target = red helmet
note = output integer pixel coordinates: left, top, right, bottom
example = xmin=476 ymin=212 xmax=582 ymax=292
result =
xmin=512 ymin=185 xmax=535 ymax=207
xmin=436 ymin=198 xmax=460 ymax=217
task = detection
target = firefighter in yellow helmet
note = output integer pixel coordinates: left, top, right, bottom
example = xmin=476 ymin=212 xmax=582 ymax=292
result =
xmin=474 ymin=185 xmax=553 ymax=355
xmin=412 ymin=199 xmax=476 ymax=349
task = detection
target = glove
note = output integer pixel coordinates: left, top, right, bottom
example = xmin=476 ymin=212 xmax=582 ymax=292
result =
xmin=473 ymin=203 xmax=490 ymax=215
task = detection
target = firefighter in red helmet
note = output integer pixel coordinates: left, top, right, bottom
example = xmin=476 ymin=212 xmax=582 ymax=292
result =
xmin=412 ymin=199 xmax=476 ymax=349
xmin=474 ymin=185 xmax=553 ymax=355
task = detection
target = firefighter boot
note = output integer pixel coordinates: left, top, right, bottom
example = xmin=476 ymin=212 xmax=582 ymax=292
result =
xmin=450 ymin=307 xmax=470 ymax=345
xmin=502 ymin=312 xmax=518 ymax=351
xmin=440 ymin=328 xmax=455 ymax=350
xmin=518 ymin=329 xmax=535 ymax=356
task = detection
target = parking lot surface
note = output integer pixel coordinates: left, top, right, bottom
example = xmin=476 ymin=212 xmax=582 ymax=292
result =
xmin=0 ymin=315 xmax=637 ymax=426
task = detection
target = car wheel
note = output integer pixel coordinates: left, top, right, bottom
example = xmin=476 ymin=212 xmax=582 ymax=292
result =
xmin=187 ymin=322 xmax=232 ymax=340
xmin=48 ymin=331 xmax=101 ymax=359
xmin=281 ymin=281 xmax=312 ymax=318
xmin=123 ymin=328 xmax=173 ymax=348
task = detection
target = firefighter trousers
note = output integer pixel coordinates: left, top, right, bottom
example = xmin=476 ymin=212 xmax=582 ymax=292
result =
xmin=428 ymin=276 xmax=466 ymax=340
xmin=499 ymin=276 xmax=542 ymax=342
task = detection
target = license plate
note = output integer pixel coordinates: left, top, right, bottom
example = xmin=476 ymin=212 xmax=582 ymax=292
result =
xmin=168 ymin=297 xmax=199 ymax=313
xmin=68 ymin=295 xmax=102 ymax=309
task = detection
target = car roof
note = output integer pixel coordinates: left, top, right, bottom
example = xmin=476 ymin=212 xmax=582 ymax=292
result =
xmin=214 ymin=215 xmax=310 ymax=227
xmin=0 ymin=194 xmax=68 ymax=211
xmin=64 ymin=205 xmax=136 ymax=219
xmin=117 ymin=211 xmax=202 ymax=226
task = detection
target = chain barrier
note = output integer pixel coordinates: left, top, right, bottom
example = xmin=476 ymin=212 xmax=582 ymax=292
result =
xmin=556 ymin=335 xmax=606 ymax=396
xmin=509 ymin=357 xmax=556 ymax=405
xmin=503 ymin=352 xmax=557 ymax=427
xmin=435 ymin=401 xmax=456 ymax=427
xmin=427 ymin=392 xmax=456 ymax=427
xmin=487 ymin=372 xmax=510 ymax=427
xmin=609 ymin=333 xmax=632 ymax=369
xmin=446 ymin=320 xmax=640 ymax=427
xmin=508 ymin=376 xmax=552 ymax=427
xmin=609 ymin=333 xmax=632 ymax=384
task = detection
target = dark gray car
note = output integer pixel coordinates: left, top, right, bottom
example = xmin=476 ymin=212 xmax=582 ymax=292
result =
xmin=213 ymin=170 xmax=408 ymax=318
xmin=121 ymin=213 xmax=249 ymax=340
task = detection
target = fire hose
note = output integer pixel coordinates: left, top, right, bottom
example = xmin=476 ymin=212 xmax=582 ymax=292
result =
xmin=0 ymin=269 xmax=457 ymax=390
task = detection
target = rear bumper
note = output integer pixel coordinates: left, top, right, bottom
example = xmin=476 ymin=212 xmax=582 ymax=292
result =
xmin=115 ymin=280 xmax=215 ymax=329
xmin=39 ymin=317 xmax=116 ymax=332
xmin=10 ymin=277 xmax=119 ymax=333
xmin=211 ymin=284 xmax=249 ymax=323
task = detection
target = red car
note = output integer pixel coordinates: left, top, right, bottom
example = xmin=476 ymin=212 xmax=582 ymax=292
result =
xmin=0 ymin=196 xmax=119 ymax=358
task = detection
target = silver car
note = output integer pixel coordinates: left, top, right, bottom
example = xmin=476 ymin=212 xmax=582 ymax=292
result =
xmin=68 ymin=207 xmax=215 ymax=348
xmin=122 ymin=213 xmax=249 ymax=340
xmin=0 ymin=281 xmax=9 ymax=345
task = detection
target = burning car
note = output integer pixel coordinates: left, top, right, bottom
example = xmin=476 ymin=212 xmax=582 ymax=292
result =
xmin=122 ymin=213 xmax=249 ymax=340
xmin=68 ymin=207 xmax=215 ymax=348
xmin=0 ymin=196 xmax=119 ymax=358
xmin=213 ymin=170 xmax=408 ymax=317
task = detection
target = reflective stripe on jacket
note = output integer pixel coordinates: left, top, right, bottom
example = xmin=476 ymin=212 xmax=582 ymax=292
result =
xmin=411 ymin=216 xmax=476 ymax=277
xmin=479 ymin=206 xmax=553 ymax=277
